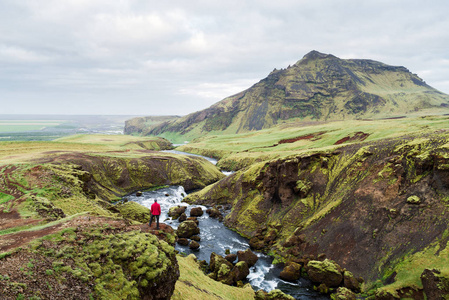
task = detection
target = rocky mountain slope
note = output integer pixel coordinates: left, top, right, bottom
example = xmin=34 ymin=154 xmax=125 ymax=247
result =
xmin=126 ymin=50 xmax=449 ymax=141
xmin=184 ymin=130 xmax=449 ymax=298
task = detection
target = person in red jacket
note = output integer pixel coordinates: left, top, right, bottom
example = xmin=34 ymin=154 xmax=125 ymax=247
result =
xmin=149 ymin=199 xmax=161 ymax=229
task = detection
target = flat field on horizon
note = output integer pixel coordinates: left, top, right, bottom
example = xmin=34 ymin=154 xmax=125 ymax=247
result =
xmin=0 ymin=114 xmax=138 ymax=141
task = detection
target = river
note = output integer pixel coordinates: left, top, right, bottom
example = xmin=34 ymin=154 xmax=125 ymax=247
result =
xmin=126 ymin=151 xmax=329 ymax=299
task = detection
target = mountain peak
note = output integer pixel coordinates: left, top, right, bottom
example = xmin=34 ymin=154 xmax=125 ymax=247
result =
xmin=296 ymin=50 xmax=338 ymax=65
xmin=130 ymin=52 xmax=449 ymax=138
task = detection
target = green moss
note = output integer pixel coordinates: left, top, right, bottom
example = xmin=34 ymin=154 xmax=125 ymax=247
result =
xmin=115 ymin=202 xmax=150 ymax=223
xmin=406 ymin=196 xmax=421 ymax=204
xmin=172 ymin=254 xmax=255 ymax=300
xmin=0 ymin=252 xmax=12 ymax=260
xmin=33 ymin=228 xmax=177 ymax=299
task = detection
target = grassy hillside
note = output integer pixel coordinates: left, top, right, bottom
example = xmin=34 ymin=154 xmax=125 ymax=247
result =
xmin=173 ymin=254 xmax=255 ymax=300
xmin=128 ymin=51 xmax=449 ymax=142
xmin=177 ymin=115 xmax=449 ymax=170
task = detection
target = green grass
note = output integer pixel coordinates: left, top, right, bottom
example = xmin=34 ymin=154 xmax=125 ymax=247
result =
xmin=172 ymin=254 xmax=255 ymax=300
xmin=0 ymin=120 xmax=64 ymax=132
xmin=0 ymin=192 xmax=14 ymax=204
xmin=0 ymin=134 xmax=173 ymax=164
xmin=176 ymin=115 xmax=449 ymax=170
xmin=377 ymin=241 xmax=449 ymax=297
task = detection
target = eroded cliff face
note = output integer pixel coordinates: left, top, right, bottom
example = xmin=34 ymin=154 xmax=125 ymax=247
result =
xmin=185 ymin=133 xmax=449 ymax=294
xmin=38 ymin=152 xmax=225 ymax=201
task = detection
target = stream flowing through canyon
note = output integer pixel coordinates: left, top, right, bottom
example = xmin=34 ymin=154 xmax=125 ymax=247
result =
xmin=125 ymin=151 xmax=329 ymax=299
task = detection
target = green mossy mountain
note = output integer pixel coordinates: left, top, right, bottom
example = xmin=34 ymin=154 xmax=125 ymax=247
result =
xmin=126 ymin=50 xmax=449 ymax=141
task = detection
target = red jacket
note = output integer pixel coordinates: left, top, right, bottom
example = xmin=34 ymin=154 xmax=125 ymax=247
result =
xmin=151 ymin=202 xmax=161 ymax=216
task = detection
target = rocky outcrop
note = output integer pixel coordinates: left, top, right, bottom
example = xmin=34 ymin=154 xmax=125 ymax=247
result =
xmin=421 ymin=269 xmax=449 ymax=299
xmin=39 ymin=152 xmax=225 ymax=203
xmin=0 ymin=218 xmax=180 ymax=300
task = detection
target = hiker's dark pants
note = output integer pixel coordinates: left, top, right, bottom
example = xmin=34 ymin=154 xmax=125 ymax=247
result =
xmin=149 ymin=214 xmax=160 ymax=229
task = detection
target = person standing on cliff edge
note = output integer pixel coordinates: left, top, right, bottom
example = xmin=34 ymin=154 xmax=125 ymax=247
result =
xmin=149 ymin=199 xmax=161 ymax=229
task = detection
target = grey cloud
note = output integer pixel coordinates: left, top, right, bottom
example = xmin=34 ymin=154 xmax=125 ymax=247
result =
xmin=0 ymin=0 xmax=448 ymax=115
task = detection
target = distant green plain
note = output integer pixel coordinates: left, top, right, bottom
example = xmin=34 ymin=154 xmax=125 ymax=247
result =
xmin=0 ymin=120 xmax=64 ymax=132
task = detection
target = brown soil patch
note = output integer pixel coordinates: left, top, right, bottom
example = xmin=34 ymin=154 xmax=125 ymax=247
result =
xmin=278 ymin=131 xmax=326 ymax=144
xmin=0 ymin=211 xmax=42 ymax=231
xmin=0 ymin=250 xmax=93 ymax=300
xmin=0 ymin=223 xmax=64 ymax=252
xmin=334 ymin=131 xmax=370 ymax=145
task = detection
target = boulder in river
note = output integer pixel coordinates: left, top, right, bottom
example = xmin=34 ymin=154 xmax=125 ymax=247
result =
xmin=187 ymin=217 xmax=199 ymax=225
xmin=168 ymin=205 xmax=187 ymax=220
xmin=177 ymin=238 xmax=189 ymax=246
xmin=306 ymin=259 xmax=343 ymax=287
xmin=176 ymin=220 xmax=200 ymax=238
xmin=191 ymin=235 xmax=201 ymax=241
xmin=279 ymin=262 xmax=302 ymax=282
xmin=136 ymin=191 xmax=143 ymax=197
xmin=209 ymin=252 xmax=234 ymax=283
xmin=231 ymin=261 xmax=250 ymax=282
xmin=206 ymin=207 xmax=222 ymax=219
xmin=178 ymin=212 xmax=187 ymax=222
xmin=225 ymin=253 xmax=237 ymax=263
xmin=190 ymin=207 xmax=204 ymax=217
xmin=189 ymin=240 xmax=200 ymax=250
xmin=237 ymin=248 xmax=259 ymax=267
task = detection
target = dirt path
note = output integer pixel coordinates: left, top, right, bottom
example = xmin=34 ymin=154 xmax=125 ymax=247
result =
xmin=0 ymin=223 xmax=64 ymax=252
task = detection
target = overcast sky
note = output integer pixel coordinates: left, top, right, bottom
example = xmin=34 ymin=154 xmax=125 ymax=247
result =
xmin=0 ymin=0 xmax=448 ymax=116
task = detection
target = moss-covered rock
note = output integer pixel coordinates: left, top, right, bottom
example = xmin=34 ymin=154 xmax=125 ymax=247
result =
xmin=169 ymin=205 xmax=187 ymax=220
xmin=331 ymin=287 xmax=356 ymax=300
xmin=231 ymin=261 xmax=250 ymax=282
xmin=190 ymin=206 xmax=204 ymax=217
xmin=280 ymin=262 xmax=302 ymax=282
xmin=189 ymin=240 xmax=200 ymax=250
xmin=343 ymin=270 xmax=361 ymax=292
xmin=307 ymin=259 xmax=343 ymax=287
xmin=176 ymin=220 xmax=200 ymax=238
xmin=29 ymin=225 xmax=179 ymax=299
xmin=237 ymin=248 xmax=259 ymax=267
xmin=266 ymin=289 xmax=295 ymax=300
xmin=115 ymin=201 xmax=150 ymax=223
